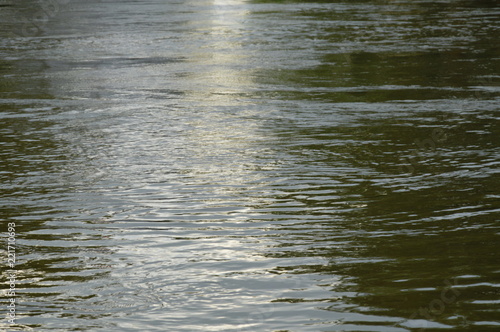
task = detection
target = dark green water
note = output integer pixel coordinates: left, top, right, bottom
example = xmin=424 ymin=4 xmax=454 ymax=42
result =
xmin=1 ymin=0 xmax=499 ymax=331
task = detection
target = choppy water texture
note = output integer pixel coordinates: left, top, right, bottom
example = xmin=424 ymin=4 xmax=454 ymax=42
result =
xmin=1 ymin=0 xmax=500 ymax=331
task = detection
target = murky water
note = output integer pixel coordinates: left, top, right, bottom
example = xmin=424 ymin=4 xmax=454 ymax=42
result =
xmin=1 ymin=0 xmax=499 ymax=331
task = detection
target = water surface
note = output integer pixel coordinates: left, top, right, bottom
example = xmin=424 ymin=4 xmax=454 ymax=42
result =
xmin=1 ymin=0 xmax=499 ymax=331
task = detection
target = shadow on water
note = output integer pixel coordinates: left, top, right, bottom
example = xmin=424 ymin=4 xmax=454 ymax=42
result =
xmin=243 ymin=0 xmax=500 ymax=330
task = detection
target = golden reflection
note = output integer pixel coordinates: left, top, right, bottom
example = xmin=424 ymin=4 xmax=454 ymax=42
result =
xmin=181 ymin=0 xmax=277 ymax=212
xmin=184 ymin=0 xmax=254 ymax=105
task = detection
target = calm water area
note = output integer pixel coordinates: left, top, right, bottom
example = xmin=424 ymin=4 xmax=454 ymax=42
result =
xmin=1 ymin=0 xmax=499 ymax=331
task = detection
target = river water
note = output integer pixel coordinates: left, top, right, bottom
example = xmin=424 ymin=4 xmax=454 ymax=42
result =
xmin=1 ymin=0 xmax=499 ymax=331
